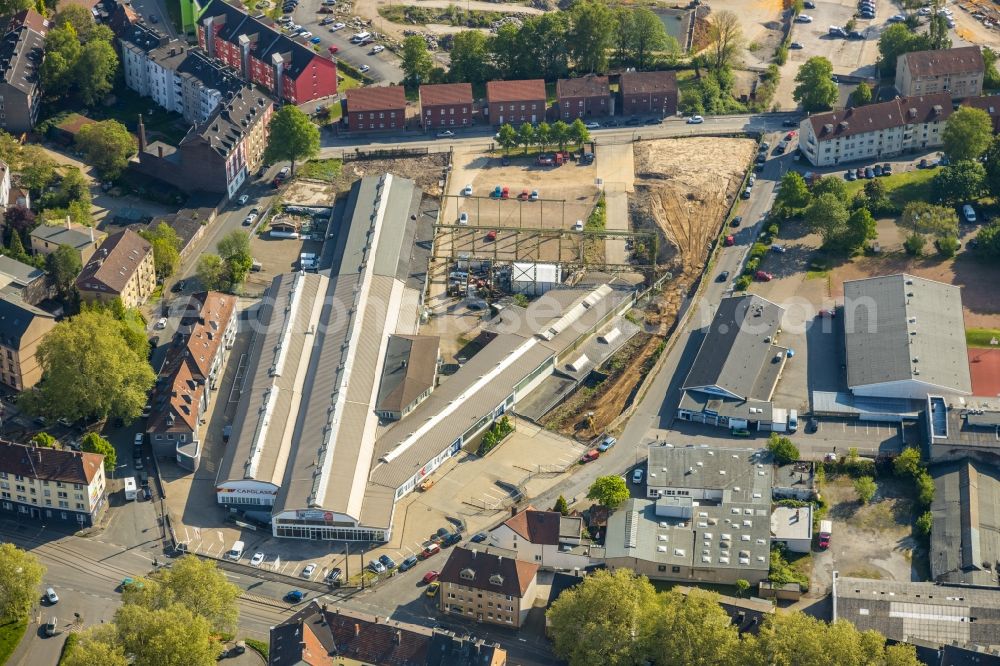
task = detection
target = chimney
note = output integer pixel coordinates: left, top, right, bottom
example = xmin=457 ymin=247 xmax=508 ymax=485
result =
xmin=394 ymin=630 xmax=401 ymax=645
xmin=511 ymin=506 xmax=517 ymax=517
xmin=138 ymin=114 xmax=147 ymax=151
xmin=158 ymin=145 xmax=164 ymax=158
xmin=89 ymin=226 xmax=94 ymax=242
xmin=354 ymin=623 xmax=360 ymax=637
xmin=65 ymin=216 xmax=71 ymax=229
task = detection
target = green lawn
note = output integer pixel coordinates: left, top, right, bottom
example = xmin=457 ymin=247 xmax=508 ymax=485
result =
xmin=338 ymin=71 xmax=362 ymax=91
xmin=100 ymin=89 xmax=188 ymax=145
xmin=843 ymin=168 xmax=936 ymax=210
xmin=298 ymin=158 xmax=343 ymax=182
xmin=545 ymin=81 xmax=557 ymax=105
xmin=0 ymin=618 xmax=28 ymax=664
xmin=967 ymin=327 xmax=1000 ymax=348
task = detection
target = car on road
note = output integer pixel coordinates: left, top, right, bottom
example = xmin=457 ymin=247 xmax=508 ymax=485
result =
xmin=358 ymin=65 xmax=370 ymax=73
xmin=461 ymin=184 xmax=472 ymax=196
xmin=632 ymin=468 xmax=644 ymax=484
xmin=426 ymin=581 xmax=440 ymax=597
xmin=325 ymin=568 xmax=342 ymax=585
xmin=458 ymin=212 xmax=469 ymax=225
xmin=789 ymin=42 xmax=803 ymax=49
xmin=368 ymin=559 xmax=386 ymax=574
xmin=804 ymin=0 xmax=815 ymax=6
xmin=154 ymin=318 xmax=167 ymax=330
xmin=301 ymin=563 xmax=317 ymax=579
xmin=44 ymin=587 xmax=59 ymax=604
xmin=584 ymin=121 xmax=600 ymax=129
xmin=44 ymin=617 xmax=58 ymax=637
xmin=887 ymin=13 xmax=905 ymax=22
xmin=717 ymin=270 xmax=730 ymax=282
xmin=731 ymin=216 xmax=741 ymax=227
xmin=782 ymin=119 xmax=797 ymax=127
xmin=422 ymin=570 xmax=439 ymax=584
xmin=419 ymin=543 xmax=440 ymax=559
xmin=237 ymin=194 xmax=249 ymax=205
xmin=795 ymin=14 xmax=812 ymax=22
xmin=370 ymin=45 xmax=384 ymax=54
xmin=399 ymin=556 xmax=418 ymax=571
xmin=278 ymin=166 xmax=290 ymax=178
xmin=243 ymin=212 xmax=257 ymax=226
xmin=686 ymin=115 xmax=704 ymax=124
xmin=437 ymin=130 xmax=455 ymax=138
xmin=379 ymin=554 xmax=396 ymax=570
xmin=597 ymin=436 xmax=617 ymax=452
xmin=171 ymin=279 xmax=186 ymax=293
xmin=285 ymin=590 xmax=304 ymax=603
xmin=580 ymin=449 xmax=600 ymax=463
xmin=470 ymin=532 xmax=488 ymax=543
xmin=134 ymin=433 xmax=144 ymax=447
xmin=310 ymin=36 xmax=321 ymax=44
xmin=250 ymin=552 xmax=265 ymax=567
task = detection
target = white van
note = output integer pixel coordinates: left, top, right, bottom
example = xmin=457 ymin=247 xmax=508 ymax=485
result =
xmin=227 ymin=541 xmax=245 ymax=561
xmin=350 ymin=31 xmax=371 ymax=43
xmin=962 ymin=204 xmax=977 ymax=223
xmin=788 ymin=409 xmax=798 ymax=432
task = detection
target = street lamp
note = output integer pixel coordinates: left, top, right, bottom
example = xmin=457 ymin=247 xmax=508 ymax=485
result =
xmin=110 ymin=464 xmax=127 ymax=480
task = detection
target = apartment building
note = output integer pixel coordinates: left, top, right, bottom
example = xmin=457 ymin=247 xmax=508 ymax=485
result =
xmin=438 ymin=546 xmax=540 ymax=628
xmin=75 ymin=229 xmax=156 ymax=309
xmin=556 ymin=74 xmax=610 ymax=120
xmin=197 ymin=0 xmax=337 ymax=104
xmin=0 ymin=440 xmax=106 ymax=527
xmin=798 ymin=93 xmax=953 ymax=167
xmin=896 ymin=46 xmax=984 ymax=99
xmin=0 ymin=10 xmax=48 ymax=133
xmin=620 ymin=70 xmax=678 ymax=117
xmin=485 ymin=79 xmax=546 ymax=126
xmin=488 ymin=506 xmax=593 ymax=570
xmin=30 ymin=221 xmax=106 ymax=265
xmin=0 ymin=294 xmax=54 ymax=390
xmin=345 ymin=86 xmax=407 ymax=132
xmin=419 ymin=82 xmax=474 ymax=129
xmin=0 ymin=255 xmax=47 ymax=305
xmin=146 ymin=291 xmax=237 ymax=471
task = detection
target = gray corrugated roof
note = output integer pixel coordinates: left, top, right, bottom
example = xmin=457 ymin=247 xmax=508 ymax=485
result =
xmin=930 ymin=460 xmax=1000 ymax=587
xmin=0 ymin=255 xmax=43 ymax=288
xmin=682 ymin=295 xmax=785 ymax=400
xmin=646 ymin=445 xmax=772 ymax=504
xmin=845 ymin=274 xmax=971 ymax=394
xmin=375 ymin=335 xmax=439 ymax=414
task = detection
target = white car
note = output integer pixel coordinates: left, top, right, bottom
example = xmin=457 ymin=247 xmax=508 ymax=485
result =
xmin=250 ymin=552 xmax=265 ymax=567
xmin=237 ymin=194 xmax=248 ymax=205
xmin=300 ymin=31 xmax=312 ymax=39
xmin=687 ymin=115 xmax=704 ymax=124
xmin=358 ymin=64 xmax=370 ymax=73
xmin=917 ymin=7 xmax=931 ymax=15
xmin=301 ymin=563 xmax=317 ymax=579
xmin=461 ymin=184 xmax=472 ymax=196
xmin=154 ymin=318 xmax=167 ymax=330
xmin=370 ymin=45 xmax=384 ymax=54
xmin=437 ymin=130 xmax=455 ymax=138
xmin=795 ymin=14 xmax=813 ymax=22
xmin=331 ymin=22 xmax=345 ymax=30
xmin=458 ymin=212 xmax=469 ymax=225
xmin=584 ymin=121 xmax=600 ymax=129
xmin=134 ymin=433 xmax=144 ymax=446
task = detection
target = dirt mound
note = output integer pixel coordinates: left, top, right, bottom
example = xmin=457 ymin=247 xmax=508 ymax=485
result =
xmin=332 ymin=154 xmax=450 ymax=196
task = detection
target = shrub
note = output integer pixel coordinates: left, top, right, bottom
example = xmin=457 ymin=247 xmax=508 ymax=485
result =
xmin=767 ymin=433 xmax=799 ymax=464
xmin=734 ymin=275 xmax=752 ymax=291
xmin=916 ymin=511 xmax=932 ymax=537
xmin=904 ymin=232 xmax=926 ymax=256
xmin=749 ymin=242 xmax=768 ymax=260
xmin=767 ymin=224 xmax=780 ymax=237
xmin=746 ymin=258 xmax=760 ymax=273
xmin=854 ymin=476 xmax=876 ymax=504
xmin=245 ymin=639 xmax=269 ymax=661
xmin=936 ymin=235 xmax=960 ymax=257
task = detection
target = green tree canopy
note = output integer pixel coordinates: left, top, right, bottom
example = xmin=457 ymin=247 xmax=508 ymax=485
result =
xmin=849 ymin=82 xmax=872 ymax=107
xmin=30 ymin=432 xmax=56 ymax=448
xmin=81 ymin=432 xmax=117 ymax=473
xmin=855 ymin=476 xmax=877 ymax=504
xmin=551 ymin=120 xmax=571 ymax=149
xmin=900 ymin=201 xmax=959 ymax=238
xmin=140 ymin=222 xmax=182 ymax=278
xmin=984 ymin=46 xmax=1000 ymax=89
xmin=984 ymin=136 xmax=1000 ymax=197
xmin=23 ymin=309 xmax=155 ymax=423
xmin=196 ymin=254 xmax=226 ymax=291
xmin=217 ymin=230 xmax=253 ymax=288
xmin=622 ymin=8 xmax=673 ymax=70
xmin=114 ymin=603 xmax=218 ymax=666
xmin=643 ymin=587 xmax=743 ymax=666
xmin=706 ymin=10 xmax=742 ymax=72
xmin=46 ymin=243 xmax=82 ymax=296
xmin=976 ymin=219 xmax=1000 ymax=257
xmin=767 ymin=433 xmax=800 ymax=465
xmin=933 ymin=160 xmax=987 ymax=204
xmin=804 ymin=193 xmax=850 ymax=250
xmin=567 ymin=0 xmax=614 ymax=73
xmin=264 ymin=105 xmax=320 ymax=175
xmin=877 ymin=23 xmax=930 ymax=76
xmin=793 ymin=57 xmax=839 ymax=112
xmin=496 ymin=123 xmax=517 ymax=153
xmin=775 ymin=171 xmax=810 ymax=210
xmin=569 ymin=118 xmax=591 ymax=145
xmin=75 ymin=120 xmax=137 ymax=180
xmin=0 ymin=543 xmax=45 ymax=619
xmin=554 ymin=495 xmax=569 ymax=515
xmin=401 ymin=35 xmax=433 ymax=87
xmin=943 ymin=107 xmax=993 ymax=161
xmin=586 ymin=475 xmax=630 ymax=509
xmin=448 ymin=30 xmax=491 ymax=85
xmin=61 ymin=625 xmax=129 ymax=666
xmin=517 ymin=123 xmax=535 ymax=154
xmin=812 ymin=175 xmax=848 ymax=200
xmin=122 ymin=556 xmax=239 ymax=632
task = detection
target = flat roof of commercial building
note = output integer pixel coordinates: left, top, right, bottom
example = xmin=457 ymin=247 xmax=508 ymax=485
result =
xmin=646 ymin=445 xmax=773 ymax=501
xmin=845 ymin=274 xmax=971 ymax=394
xmin=929 ymin=395 xmax=1000 ymax=454
xmin=770 ymin=505 xmax=812 ymax=542
xmin=930 ymin=460 xmax=1000 ymax=587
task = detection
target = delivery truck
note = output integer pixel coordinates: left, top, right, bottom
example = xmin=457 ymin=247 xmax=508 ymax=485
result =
xmin=124 ymin=477 xmax=137 ymax=501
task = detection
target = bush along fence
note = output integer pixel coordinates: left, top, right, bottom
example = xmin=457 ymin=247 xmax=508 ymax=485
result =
xmin=477 ymin=416 xmax=514 ymax=457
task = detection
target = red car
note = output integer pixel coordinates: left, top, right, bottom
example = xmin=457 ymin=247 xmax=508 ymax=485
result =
xmin=784 ymin=131 xmax=796 ymax=140
xmin=485 ymin=230 xmax=497 ymax=242
xmin=419 ymin=543 xmax=440 ymax=559
xmin=328 ymin=45 xmax=339 ymax=54
xmin=580 ymin=449 xmax=599 ymax=464
xmin=517 ymin=189 xmax=529 ymax=200
xmin=500 ymin=186 xmax=510 ymax=199
xmin=724 ymin=235 xmax=735 ymax=247
xmin=422 ymin=570 xmax=439 ymax=584
xmin=755 ymin=270 xmax=773 ymax=282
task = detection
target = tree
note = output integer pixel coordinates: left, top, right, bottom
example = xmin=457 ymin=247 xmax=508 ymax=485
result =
xmin=30 ymin=432 xmax=56 ymax=448
xmin=904 ymin=231 xmax=926 ymax=256
xmin=81 ymin=432 xmax=117 ymax=473
xmin=862 ymin=178 xmax=891 ymax=215
xmin=449 ymin=30 xmax=491 ymax=85
xmin=122 ymin=556 xmax=239 ymax=632
xmin=0 ymin=543 xmax=45 ymax=620
xmin=643 ymin=588 xmax=743 ymax=666
xmin=916 ymin=511 xmax=933 ymax=537
xmin=976 ymin=220 xmax=1000 ymax=257
xmin=496 ymin=123 xmax=517 ymax=154
xmin=140 ymin=222 xmax=182 ymax=279
xmin=25 ymin=310 xmax=155 ymax=423
xmin=551 ymin=120 xmax=570 ymax=149
xmin=878 ymin=23 xmax=930 ymax=76
xmin=75 ymin=39 xmax=119 ymax=106
xmin=804 ymin=193 xmax=850 ymax=249
xmin=613 ymin=8 xmax=633 ymax=65
xmin=936 ymin=234 xmax=960 ymax=257
xmin=217 ymin=230 xmax=253 ymax=288
xmin=894 ymin=447 xmax=923 ymax=478
xmin=554 ymin=495 xmax=569 ymax=515
xmin=196 ymin=254 xmax=226 ymax=291
xmin=984 ymin=47 xmax=1000 ymax=89
xmin=264 ymin=105 xmax=320 ymax=175
xmin=916 ymin=470 xmax=935 ymax=507
xmin=567 ymin=0 xmax=614 ymax=73
xmin=707 ymin=10 xmax=742 ymax=72
xmin=401 ymin=35 xmax=433 ymax=87
xmin=517 ymin=123 xmax=535 ymax=155
xmin=752 ymin=612 xmax=922 ymax=666
xmin=837 ymin=207 xmax=877 ymax=253
xmin=849 ymin=82 xmax=872 ymax=107
xmin=933 ymin=160 xmax=987 ymax=204
xmin=775 ymin=171 xmax=810 ymax=210
xmin=943 ymin=106 xmax=993 ymax=161
xmin=984 ymin=136 xmax=1000 ymax=197
xmin=855 ymin=476 xmax=877 ymax=504
xmin=735 ymin=579 xmax=751 ymax=598
xmin=812 ymin=175 xmax=848 ymax=200
xmin=535 ymin=122 xmax=551 ymax=150
xmin=627 ymin=8 xmax=670 ymax=70
xmin=926 ymin=11 xmax=952 ymax=50
xmin=900 ymin=201 xmax=959 ymax=239
xmin=54 ymin=5 xmax=98 ymax=43
xmin=75 ymin=120 xmax=137 ymax=180
xmin=20 ymin=149 xmax=57 ymax=193
xmin=547 ymin=569 xmax=657 ymax=666
xmin=793 ymin=57 xmax=839 ymax=112
xmin=62 ymin=625 xmax=129 ymax=666
xmin=3 ymin=205 xmax=35 ymax=237
xmin=41 ymin=23 xmax=82 ymax=99
xmin=114 ymin=603 xmax=218 ymax=666
xmin=767 ymin=433 xmax=800 ymax=465
xmin=586 ymin=475 xmax=630 ymax=509
xmin=46 ymin=243 xmax=82 ymax=296
xmin=569 ymin=118 xmax=591 ymax=145
xmin=0 ymin=0 xmax=32 ymax=16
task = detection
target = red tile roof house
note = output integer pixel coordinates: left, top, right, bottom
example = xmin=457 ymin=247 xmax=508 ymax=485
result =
xmin=556 ymin=75 xmax=610 ymax=121
xmin=419 ymin=82 xmax=474 ymax=130
xmin=486 ymin=79 xmax=546 ymax=126
xmin=620 ymin=70 xmax=678 ymax=117
xmin=346 ymin=86 xmax=407 ymax=132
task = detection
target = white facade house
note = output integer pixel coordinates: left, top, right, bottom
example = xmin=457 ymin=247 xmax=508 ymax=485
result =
xmin=488 ymin=507 xmax=593 ymax=571
xmin=798 ymin=93 xmax=953 ymax=167
xmin=0 ymin=160 xmax=10 ymax=209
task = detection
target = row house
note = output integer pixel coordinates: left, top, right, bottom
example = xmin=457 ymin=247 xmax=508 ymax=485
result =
xmin=197 ymin=0 xmax=337 ymax=105
xmin=556 ymin=74 xmax=609 ymax=120
xmin=146 ymin=291 xmax=237 ymax=471
xmin=620 ymin=70 xmax=678 ymax=117
xmin=0 ymin=294 xmax=54 ymax=390
xmin=346 ymin=86 xmax=406 ymax=132
xmin=75 ymin=229 xmax=156 ymax=309
xmin=895 ymin=46 xmax=984 ymax=99
xmin=799 ymin=93 xmax=953 ymax=167
xmin=485 ymin=79 xmax=545 ymax=126
xmin=0 ymin=10 xmax=48 ymax=133
xmin=419 ymin=82 xmax=473 ymax=129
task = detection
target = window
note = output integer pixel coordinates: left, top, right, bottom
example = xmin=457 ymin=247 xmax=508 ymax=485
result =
xmin=672 ymin=566 xmax=681 ymax=573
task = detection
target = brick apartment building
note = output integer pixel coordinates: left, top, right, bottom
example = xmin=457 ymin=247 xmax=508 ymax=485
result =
xmin=419 ymin=82 xmax=474 ymax=129
xmin=619 ymin=70 xmax=678 ymax=117
xmin=196 ymin=0 xmax=337 ymax=104
xmin=895 ymin=46 xmax=984 ymax=99
xmin=75 ymin=229 xmax=156 ymax=309
xmin=346 ymin=86 xmax=407 ymax=131
xmin=485 ymin=79 xmax=546 ymax=126
xmin=556 ymin=74 xmax=610 ymax=120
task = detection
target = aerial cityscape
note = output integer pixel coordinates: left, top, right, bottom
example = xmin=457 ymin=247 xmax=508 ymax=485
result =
xmin=0 ymin=0 xmax=998 ymax=663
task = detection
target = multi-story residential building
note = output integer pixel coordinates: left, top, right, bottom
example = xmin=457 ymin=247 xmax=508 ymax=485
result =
xmin=620 ymin=70 xmax=677 ymax=117
xmin=135 ymin=85 xmax=273 ymax=198
xmin=30 ymin=222 xmax=106 ymax=265
xmin=0 ymin=294 xmax=54 ymax=390
xmin=0 ymin=10 xmax=48 ymax=133
xmin=345 ymin=86 xmax=407 ymax=132
xmin=485 ymin=79 xmax=546 ymax=126
xmin=0 ymin=255 xmax=48 ymax=305
xmin=438 ymin=546 xmax=540 ymax=628
xmin=197 ymin=0 xmax=337 ymax=105
xmin=488 ymin=506 xmax=593 ymax=570
xmin=798 ymin=93 xmax=953 ymax=167
xmin=120 ymin=24 xmax=243 ymax=125
xmin=0 ymin=440 xmax=106 ymax=527
xmin=146 ymin=291 xmax=236 ymax=471
xmin=75 ymin=229 xmax=156 ymax=309
xmin=896 ymin=46 xmax=984 ymax=99
xmin=556 ymin=74 xmax=610 ymax=120
xmin=419 ymin=82 xmax=474 ymax=129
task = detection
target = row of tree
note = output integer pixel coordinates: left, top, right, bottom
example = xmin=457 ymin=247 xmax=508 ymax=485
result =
xmin=494 ymin=118 xmax=591 ymax=154
xmin=548 ymin=569 xmax=923 ymax=666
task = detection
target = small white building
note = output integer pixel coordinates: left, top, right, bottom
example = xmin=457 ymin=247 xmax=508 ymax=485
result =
xmin=511 ymin=262 xmax=562 ymax=296
xmin=770 ymin=505 xmax=813 ymax=553
xmin=489 ymin=506 xmax=594 ymax=571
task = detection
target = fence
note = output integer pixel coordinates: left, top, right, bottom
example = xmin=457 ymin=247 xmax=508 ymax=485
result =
xmin=339 ymin=146 xmax=451 ymax=161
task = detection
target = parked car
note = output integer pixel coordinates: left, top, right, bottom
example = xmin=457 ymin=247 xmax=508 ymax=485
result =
xmin=772 ymin=244 xmax=787 ymax=253
xmin=301 ymin=563 xmax=317 ymax=579
xmin=443 ymin=532 xmax=462 ymax=546
xmin=461 ymin=184 xmax=473 ymax=196
xmin=470 ymin=532 xmax=488 ymax=543
xmin=755 ymin=270 xmax=773 ymax=282
xmin=580 ymin=449 xmax=600 ymax=463
xmin=795 ymin=14 xmax=813 ymax=23
xmin=864 ymin=167 xmax=875 ymax=179
xmin=632 ymin=468 xmax=645 ymax=484
xmin=426 ymin=581 xmax=440 ymax=597
xmin=806 ymin=418 xmax=819 ymax=434
xmin=44 ymin=587 xmax=59 ymax=604
xmin=250 ymin=552 xmax=265 ymax=567
xmin=358 ymin=65 xmax=370 ymax=73
xmin=882 ymin=163 xmax=893 ymax=175
xmin=963 ymin=204 xmax=977 ymax=223
xmin=529 ymin=189 xmax=539 ymax=201
xmin=419 ymin=543 xmax=440 ymax=559
xmin=422 ymin=570 xmax=440 ymax=584
xmin=597 ymin=436 xmax=617 ymax=452
xmin=485 ymin=230 xmax=497 ymax=242
xmin=686 ymin=115 xmax=704 ymax=124
xmin=368 ymin=560 xmax=386 ymax=574
xmin=379 ymin=554 xmax=396 ymax=570
xmin=398 ymin=556 xmax=418 ymax=572
xmin=154 ymin=318 xmax=167 ymax=330
xmin=331 ymin=22 xmax=345 ymax=30
xmin=370 ymin=45 xmax=384 ymax=54
xmin=584 ymin=121 xmax=600 ymax=129
xmin=855 ymin=167 xmax=865 ymax=179
xmin=717 ymin=270 xmax=730 ymax=282
xmin=845 ymin=170 xmax=857 ymax=181
xmin=237 ymin=194 xmax=249 ymax=205
xmin=458 ymin=212 xmax=469 ymax=225
xmin=873 ymin=165 xmax=883 ymax=177
xmin=789 ymin=41 xmax=803 ymax=49
xmin=731 ymin=216 xmax=742 ymax=227
xmin=437 ymin=130 xmax=455 ymax=138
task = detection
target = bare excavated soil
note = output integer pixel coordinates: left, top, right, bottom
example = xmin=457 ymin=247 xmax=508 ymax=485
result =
xmin=331 ymin=154 xmax=450 ymax=196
